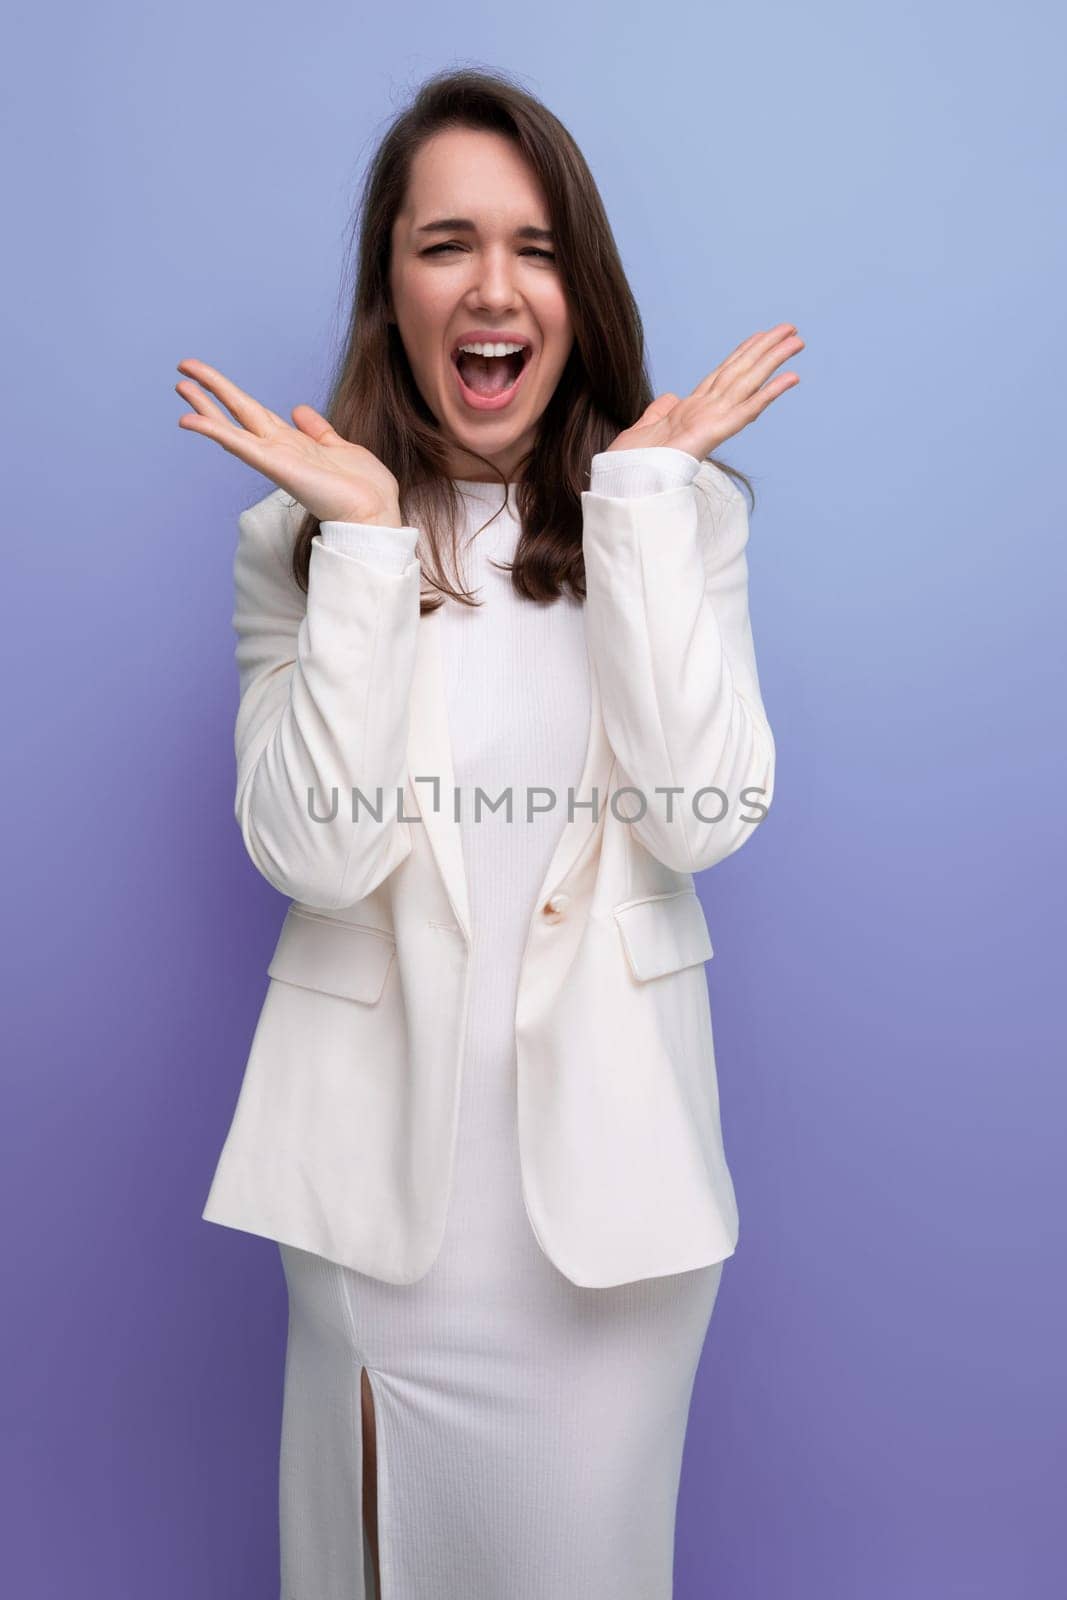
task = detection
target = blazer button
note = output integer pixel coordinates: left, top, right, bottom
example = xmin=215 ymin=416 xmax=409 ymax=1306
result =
xmin=542 ymin=892 xmax=571 ymax=918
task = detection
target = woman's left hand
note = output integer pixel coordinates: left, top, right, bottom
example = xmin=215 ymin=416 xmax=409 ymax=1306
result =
xmin=606 ymin=323 xmax=804 ymax=458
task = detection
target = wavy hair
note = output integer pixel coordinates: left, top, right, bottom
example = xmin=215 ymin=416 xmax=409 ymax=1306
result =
xmin=291 ymin=66 xmax=752 ymax=614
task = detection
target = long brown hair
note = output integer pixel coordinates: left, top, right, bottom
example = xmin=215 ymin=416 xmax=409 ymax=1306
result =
xmin=291 ymin=66 xmax=753 ymax=615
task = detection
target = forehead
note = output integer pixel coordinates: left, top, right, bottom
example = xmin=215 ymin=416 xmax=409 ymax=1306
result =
xmin=395 ymin=127 xmax=550 ymax=233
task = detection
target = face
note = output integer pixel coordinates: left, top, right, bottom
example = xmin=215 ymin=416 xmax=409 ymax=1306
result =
xmin=388 ymin=127 xmax=575 ymax=482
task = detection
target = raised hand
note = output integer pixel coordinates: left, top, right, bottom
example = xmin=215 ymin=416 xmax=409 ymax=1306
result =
xmin=174 ymin=359 xmax=403 ymax=526
xmin=607 ymin=323 xmax=804 ymax=459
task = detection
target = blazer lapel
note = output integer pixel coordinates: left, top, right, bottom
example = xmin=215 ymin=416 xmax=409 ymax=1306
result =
xmin=406 ymin=601 xmax=472 ymax=941
xmin=530 ymin=640 xmax=615 ymax=917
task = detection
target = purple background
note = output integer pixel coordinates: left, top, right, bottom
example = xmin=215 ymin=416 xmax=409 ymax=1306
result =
xmin=5 ymin=2 xmax=1065 ymax=1595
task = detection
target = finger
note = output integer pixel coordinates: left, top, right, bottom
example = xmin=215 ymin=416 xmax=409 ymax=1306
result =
xmin=695 ymin=374 xmax=799 ymax=453
xmin=726 ymin=330 xmax=773 ymax=363
xmin=291 ymin=402 xmax=345 ymax=446
xmin=689 ymin=336 xmax=762 ymax=399
xmin=728 ymin=326 xmax=801 ymax=384
xmin=691 ymin=324 xmax=797 ymax=398
xmin=735 ymin=371 xmax=801 ymax=421
xmin=177 ymin=409 xmax=281 ymax=473
xmin=720 ymin=334 xmax=804 ymax=406
xmin=175 ymin=377 xmax=231 ymax=427
xmin=632 ymin=392 xmax=681 ymax=428
xmin=175 ymin=358 xmax=287 ymax=436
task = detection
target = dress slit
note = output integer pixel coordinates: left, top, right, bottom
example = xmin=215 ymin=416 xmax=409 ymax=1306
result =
xmin=361 ymin=1365 xmax=383 ymax=1600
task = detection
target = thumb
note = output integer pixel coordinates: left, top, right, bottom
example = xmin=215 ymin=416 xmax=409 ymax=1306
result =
xmin=291 ymin=403 xmax=343 ymax=446
xmin=633 ymin=392 xmax=680 ymax=427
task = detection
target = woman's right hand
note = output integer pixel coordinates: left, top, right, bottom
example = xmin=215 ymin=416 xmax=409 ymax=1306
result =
xmin=175 ymin=359 xmax=403 ymax=527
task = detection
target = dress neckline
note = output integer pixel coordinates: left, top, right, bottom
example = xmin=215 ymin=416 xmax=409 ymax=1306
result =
xmin=453 ymin=477 xmax=517 ymax=484
xmin=452 ymin=479 xmax=521 ymax=515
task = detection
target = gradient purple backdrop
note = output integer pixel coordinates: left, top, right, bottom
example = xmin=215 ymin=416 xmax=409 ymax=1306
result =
xmin=4 ymin=2 xmax=1065 ymax=1596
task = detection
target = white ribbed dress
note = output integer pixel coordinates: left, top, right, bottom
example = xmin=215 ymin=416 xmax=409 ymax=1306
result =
xmin=276 ymin=452 xmax=726 ymax=1600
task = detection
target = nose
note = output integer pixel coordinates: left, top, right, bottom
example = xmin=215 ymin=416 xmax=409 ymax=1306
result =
xmin=470 ymin=245 xmax=523 ymax=307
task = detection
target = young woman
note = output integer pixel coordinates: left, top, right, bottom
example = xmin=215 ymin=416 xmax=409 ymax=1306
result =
xmin=182 ymin=67 xmax=799 ymax=1600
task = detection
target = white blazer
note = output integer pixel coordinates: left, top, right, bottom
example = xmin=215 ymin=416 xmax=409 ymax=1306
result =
xmin=201 ymin=460 xmax=775 ymax=1287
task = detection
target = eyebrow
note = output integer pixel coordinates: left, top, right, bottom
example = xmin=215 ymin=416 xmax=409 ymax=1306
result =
xmin=414 ymin=218 xmax=555 ymax=243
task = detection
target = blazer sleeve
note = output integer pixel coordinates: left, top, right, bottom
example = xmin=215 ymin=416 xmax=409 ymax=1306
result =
xmin=231 ymin=491 xmax=421 ymax=910
xmin=581 ymin=453 xmax=776 ymax=875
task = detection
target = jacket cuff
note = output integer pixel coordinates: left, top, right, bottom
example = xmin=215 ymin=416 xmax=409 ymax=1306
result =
xmin=318 ymin=520 xmax=419 ymax=574
xmin=588 ymin=447 xmax=702 ymax=500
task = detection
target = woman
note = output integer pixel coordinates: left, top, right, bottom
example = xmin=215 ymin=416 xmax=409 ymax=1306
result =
xmin=182 ymin=67 xmax=799 ymax=1600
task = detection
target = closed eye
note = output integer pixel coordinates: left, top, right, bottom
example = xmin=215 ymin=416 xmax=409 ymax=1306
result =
xmin=421 ymin=242 xmax=556 ymax=261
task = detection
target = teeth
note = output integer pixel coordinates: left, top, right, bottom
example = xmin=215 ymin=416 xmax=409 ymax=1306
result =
xmin=456 ymin=341 xmax=527 ymax=358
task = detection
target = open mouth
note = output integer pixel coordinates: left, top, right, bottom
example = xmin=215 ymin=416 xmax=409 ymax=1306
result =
xmin=450 ymin=345 xmax=532 ymax=411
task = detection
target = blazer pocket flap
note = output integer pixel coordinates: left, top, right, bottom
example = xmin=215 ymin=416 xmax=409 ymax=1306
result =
xmin=267 ymin=910 xmax=397 ymax=1004
xmin=613 ymin=891 xmax=714 ymax=982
